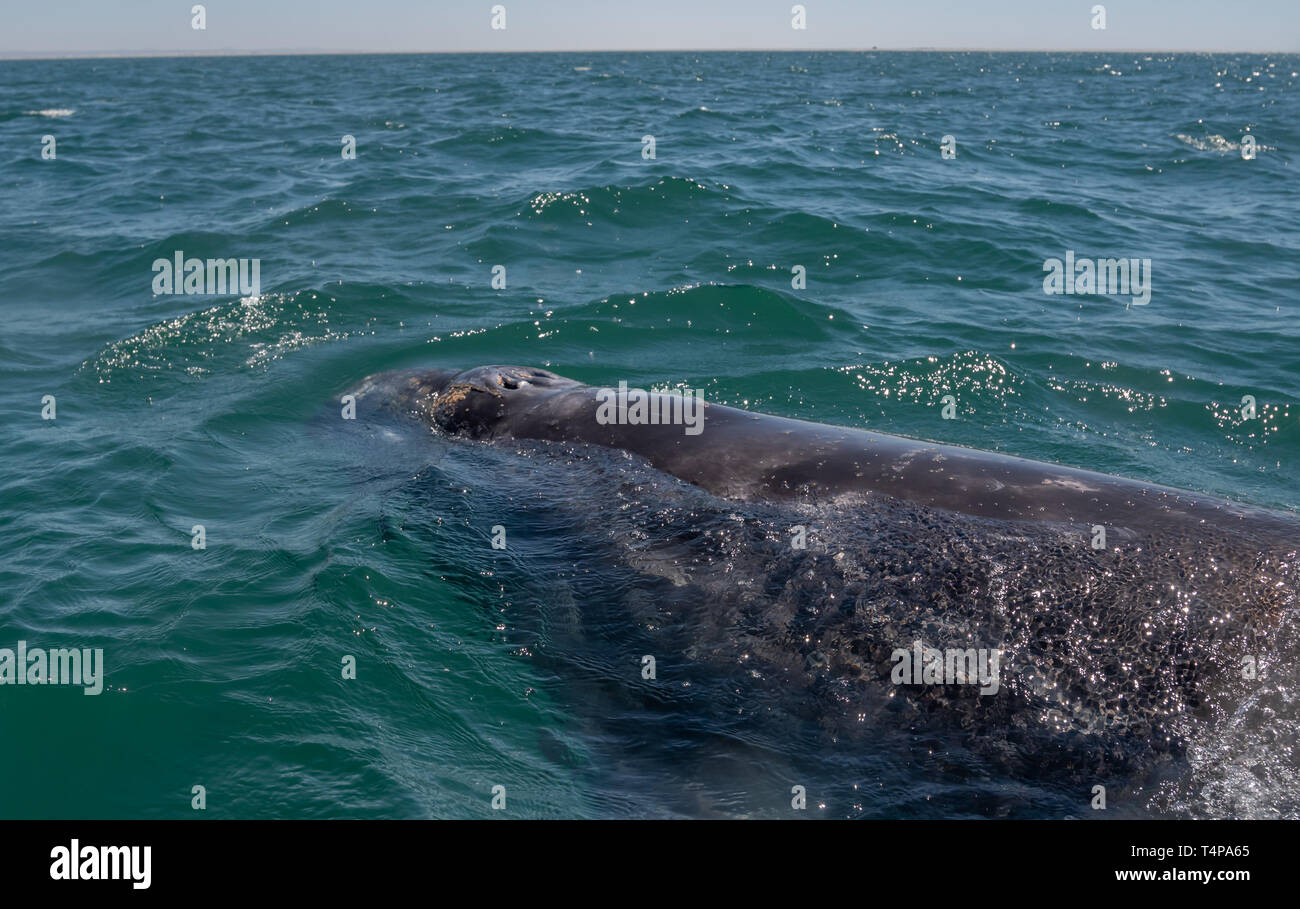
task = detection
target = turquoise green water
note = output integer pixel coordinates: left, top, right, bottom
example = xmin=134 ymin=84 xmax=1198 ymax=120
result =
xmin=0 ymin=52 xmax=1297 ymax=818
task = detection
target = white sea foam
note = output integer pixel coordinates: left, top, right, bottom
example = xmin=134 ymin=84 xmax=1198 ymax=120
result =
xmin=1175 ymin=133 xmax=1273 ymax=153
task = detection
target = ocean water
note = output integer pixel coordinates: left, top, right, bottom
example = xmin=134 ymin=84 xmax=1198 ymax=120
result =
xmin=0 ymin=51 xmax=1297 ymax=819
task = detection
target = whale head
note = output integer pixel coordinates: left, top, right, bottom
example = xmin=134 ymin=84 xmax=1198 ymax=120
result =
xmin=353 ymin=365 xmax=581 ymax=438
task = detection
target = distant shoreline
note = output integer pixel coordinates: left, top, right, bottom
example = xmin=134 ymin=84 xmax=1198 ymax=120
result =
xmin=2 ymin=47 xmax=1297 ymax=62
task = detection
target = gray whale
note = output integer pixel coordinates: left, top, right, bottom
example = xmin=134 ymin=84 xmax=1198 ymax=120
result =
xmin=348 ymin=364 xmax=1300 ymax=807
xmin=355 ymin=364 xmax=1296 ymax=534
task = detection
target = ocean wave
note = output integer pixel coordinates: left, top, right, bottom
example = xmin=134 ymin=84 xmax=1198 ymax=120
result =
xmin=1174 ymin=132 xmax=1274 ymax=153
xmin=525 ymin=176 xmax=724 ymax=222
xmin=82 ymin=291 xmax=355 ymax=382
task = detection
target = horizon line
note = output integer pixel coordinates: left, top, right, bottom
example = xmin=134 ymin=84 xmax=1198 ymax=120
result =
xmin=3 ymin=46 xmax=1298 ymax=62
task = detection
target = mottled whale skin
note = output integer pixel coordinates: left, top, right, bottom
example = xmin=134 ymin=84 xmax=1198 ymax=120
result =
xmin=353 ymin=364 xmax=1297 ymax=538
xmin=350 ymin=364 xmax=1300 ymax=801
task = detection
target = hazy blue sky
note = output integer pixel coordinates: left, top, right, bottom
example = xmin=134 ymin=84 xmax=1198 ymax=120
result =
xmin=2 ymin=0 xmax=1297 ymax=55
